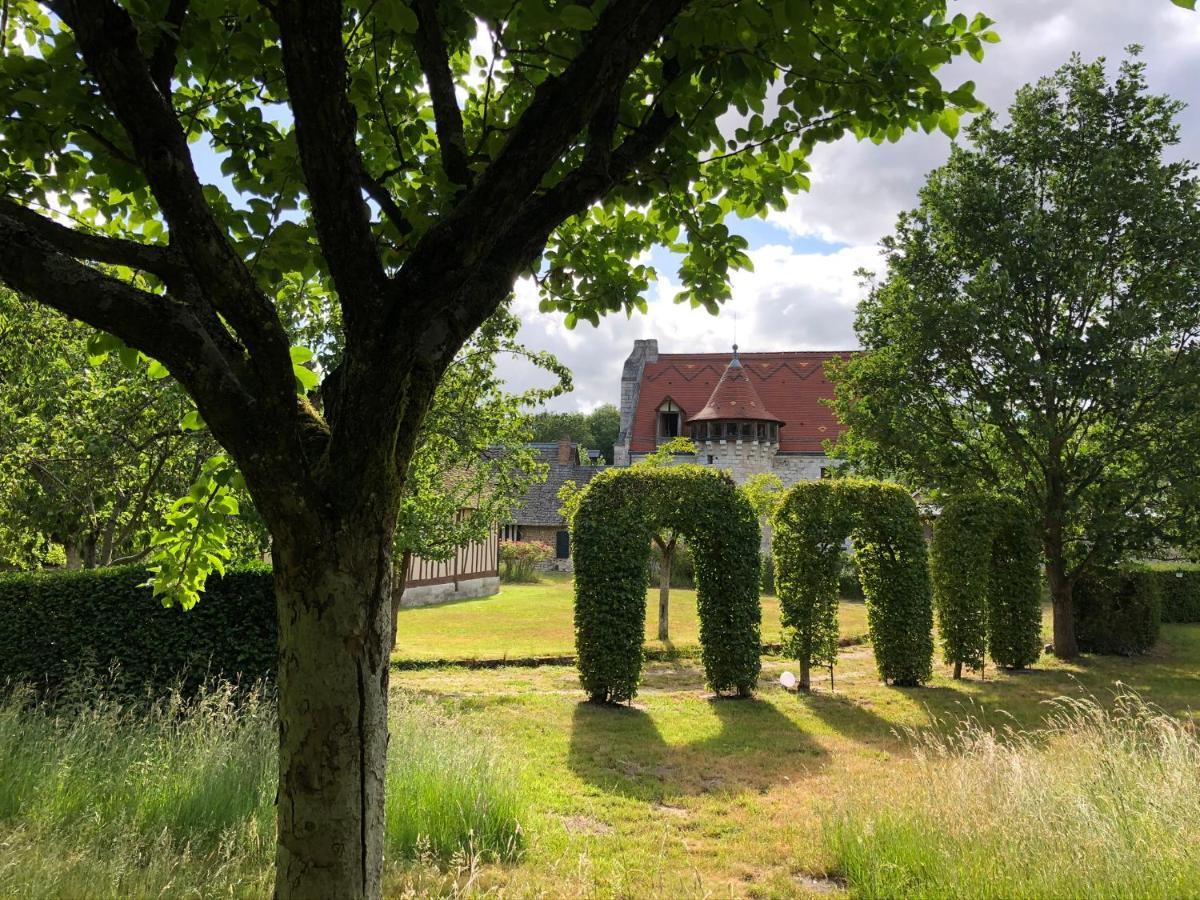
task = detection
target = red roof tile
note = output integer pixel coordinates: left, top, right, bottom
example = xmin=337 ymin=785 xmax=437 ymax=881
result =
xmin=630 ymin=350 xmax=851 ymax=453
xmin=686 ymin=353 xmax=784 ymax=424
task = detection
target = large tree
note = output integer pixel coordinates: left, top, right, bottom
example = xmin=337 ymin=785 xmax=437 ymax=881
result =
xmin=0 ymin=2 xmax=999 ymax=894
xmin=831 ymin=53 xmax=1200 ymax=660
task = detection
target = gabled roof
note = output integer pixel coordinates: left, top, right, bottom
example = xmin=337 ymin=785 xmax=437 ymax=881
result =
xmin=629 ymin=350 xmax=851 ymax=453
xmin=686 ymin=350 xmax=784 ymax=425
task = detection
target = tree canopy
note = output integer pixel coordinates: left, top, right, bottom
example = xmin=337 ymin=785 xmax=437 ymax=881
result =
xmin=831 ymin=52 xmax=1200 ymax=658
xmin=529 ymin=403 xmax=619 ymax=461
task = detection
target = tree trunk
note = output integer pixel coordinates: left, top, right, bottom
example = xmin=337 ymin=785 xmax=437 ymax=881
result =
xmin=1046 ymin=557 xmax=1078 ymax=659
xmin=953 ymin=660 xmax=962 ymax=680
xmin=657 ymin=548 xmax=671 ymax=642
xmin=799 ymin=658 xmax=811 ymax=692
xmin=272 ymin=515 xmax=395 ymax=900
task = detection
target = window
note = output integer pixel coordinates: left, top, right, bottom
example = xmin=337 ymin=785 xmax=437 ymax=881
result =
xmin=726 ymin=422 xmax=738 ymax=439
xmin=657 ymin=398 xmax=682 ymax=441
xmin=740 ymin=422 xmax=752 ymax=439
xmin=820 ymin=467 xmax=831 ymax=479
xmin=707 ymin=455 xmax=715 ymax=465
xmin=501 ymin=524 xmax=521 ymax=541
xmin=756 ymin=423 xmax=767 ymax=441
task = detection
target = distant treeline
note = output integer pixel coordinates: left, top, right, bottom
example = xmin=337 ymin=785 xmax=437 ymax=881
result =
xmin=528 ymin=404 xmax=620 ymax=462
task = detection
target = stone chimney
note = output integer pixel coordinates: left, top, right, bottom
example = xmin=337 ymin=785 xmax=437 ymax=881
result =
xmin=557 ymin=433 xmax=573 ymax=465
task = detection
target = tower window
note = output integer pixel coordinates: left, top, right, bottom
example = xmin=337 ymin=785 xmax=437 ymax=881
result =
xmin=656 ymin=398 xmax=682 ymax=442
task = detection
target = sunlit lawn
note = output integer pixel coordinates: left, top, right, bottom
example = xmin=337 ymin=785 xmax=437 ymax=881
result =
xmin=393 ymin=623 xmax=1200 ymax=898
xmin=393 ymin=573 xmax=870 ymax=662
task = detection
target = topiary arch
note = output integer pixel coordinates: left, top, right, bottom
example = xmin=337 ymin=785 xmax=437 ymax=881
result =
xmin=572 ymin=466 xmax=761 ymax=703
xmin=772 ymin=478 xmax=933 ymax=688
xmin=930 ymin=493 xmax=1042 ymax=677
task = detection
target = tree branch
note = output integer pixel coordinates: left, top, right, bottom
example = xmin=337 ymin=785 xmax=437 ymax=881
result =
xmin=0 ymin=198 xmax=180 ymax=278
xmin=49 ymin=0 xmax=294 ymax=402
xmin=148 ymin=0 xmax=189 ymax=98
xmin=273 ymin=0 xmax=389 ymax=331
xmin=410 ymin=0 xmax=471 ymax=187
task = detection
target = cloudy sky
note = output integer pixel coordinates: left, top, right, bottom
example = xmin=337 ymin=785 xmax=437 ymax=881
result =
xmin=504 ymin=0 xmax=1200 ymax=411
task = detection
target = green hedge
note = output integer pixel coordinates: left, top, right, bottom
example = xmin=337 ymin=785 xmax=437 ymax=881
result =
xmin=1153 ymin=568 xmax=1200 ymax=623
xmin=1074 ymin=568 xmax=1161 ymax=656
xmin=0 ymin=564 xmax=276 ymax=691
xmin=572 ymin=466 xmax=761 ymax=702
xmin=773 ymin=478 xmax=933 ymax=688
xmin=930 ymin=493 xmax=1041 ymax=676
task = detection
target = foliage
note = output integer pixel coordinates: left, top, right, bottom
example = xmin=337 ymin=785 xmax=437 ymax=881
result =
xmin=529 ymin=404 xmax=620 ymax=463
xmin=648 ymin=538 xmax=695 ymax=589
xmin=0 ymin=565 xmax=275 ymax=693
xmin=1074 ymin=567 xmax=1162 ymax=656
xmin=385 ymin=696 xmax=526 ymax=862
xmin=930 ymin=493 xmax=1041 ymax=675
xmin=825 ymin=691 xmax=1200 ymax=899
xmin=498 ymin=539 xmax=551 ymax=583
xmin=0 ymin=288 xmax=253 ymax=571
xmin=572 ymin=466 xmax=760 ymax=702
xmin=1153 ymin=567 xmax=1200 ymax=623
xmin=741 ymin=472 xmax=785 ymax=523
xmin=830 ymin=53 xmax=1200 ymax=657
xmin=773 ymin=478 xmax=933 ymax=687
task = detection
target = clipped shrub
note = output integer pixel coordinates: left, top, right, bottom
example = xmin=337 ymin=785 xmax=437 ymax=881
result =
xmin=1153 ymin=567 xmax=1200 ymax=623
xmin=0 ymin=565 xmax=275 ymax=693
xmin=773 ymin=478 xmax=933 ymax=688
xmin=838 ymin=556 xmax=864 ymax=599
xmin=498 ymin=540 xmax=551 ymax=583
xmin=760 ymin=553 xmax=775 ymax=596
xmin=1074 ymin=567 xmax=1161 ymax=655
xmin=572 ymin=466 xmax=761 ymax=702
xmin=930 ymin=493 xmax=1041 ymax=677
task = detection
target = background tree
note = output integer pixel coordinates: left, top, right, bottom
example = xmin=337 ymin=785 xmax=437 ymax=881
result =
xmin=0 ymin=287 xmax=263 ymax=569
xmin=0 ymin=2 xmax=998 ymax=894
xmin=831 ymin=53 xmax=1200 ymax=660
xmin=529 ymin=403 xmax=620 ymax=461
xmin=740 ymin=471 xmax=784 ymax=592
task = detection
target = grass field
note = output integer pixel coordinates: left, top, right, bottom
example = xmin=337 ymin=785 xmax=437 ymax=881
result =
xmin=2 ymin=577 xmax=1197 ymax=898
xmin=393 ymin=574 xmax=870 ymax=662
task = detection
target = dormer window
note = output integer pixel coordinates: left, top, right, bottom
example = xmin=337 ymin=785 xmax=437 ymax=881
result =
xmin=657 ymin=398 xmax=682 ymax=441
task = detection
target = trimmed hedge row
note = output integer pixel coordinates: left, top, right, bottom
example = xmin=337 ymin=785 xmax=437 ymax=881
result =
xmin=572 ymin=466 xmax=761 ymax=702
xmin=1154 ymin=568 xmax=1200 ymax=623
xmin=773 ymin=478 xmax=933 ymax=688
xmin=0 ymin=564 xmax=276 ymax=691
xmin=930 ymin=493 xmax=1042 ymax=676
xmin=1074 ymin=567 xmax=1161 ymax=656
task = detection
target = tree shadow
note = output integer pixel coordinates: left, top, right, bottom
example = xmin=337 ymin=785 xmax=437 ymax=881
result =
xmin=567 ymin=692 xmax=826 ymax=801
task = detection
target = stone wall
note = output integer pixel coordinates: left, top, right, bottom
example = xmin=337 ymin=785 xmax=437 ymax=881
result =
xmin=614 ymin=338 xmax=659 ymax=466
xmin=399 ymin=574 xmax=500 ymax=608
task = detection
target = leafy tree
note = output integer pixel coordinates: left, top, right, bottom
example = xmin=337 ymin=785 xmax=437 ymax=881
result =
xmin=0 ymin=2 xmax=999 ymax=893
xmin=529 ymin=402 xmax=620 ymax=461
xmin=638 ymin=435 xmax=697 ymax=640
xmin=831 ymin=53 xmax=1200 ymax=659
xmin=740 ymin=471 xmax=784 ymax=591
xmin=0 ymin=288 xmax=259 ymax=569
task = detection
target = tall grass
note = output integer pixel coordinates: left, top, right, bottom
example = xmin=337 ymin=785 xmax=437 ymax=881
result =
xmin=0 ymin=680 xmax=525 ymax=897
xmin=387 ymin=695 xmax=525 ymax=863
xmin=825 ymin=691 xmax=1200 ymax=899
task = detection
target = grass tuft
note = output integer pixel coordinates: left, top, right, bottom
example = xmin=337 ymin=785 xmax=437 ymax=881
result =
xmin=824 ymin=689 xmax=1200 ymax=899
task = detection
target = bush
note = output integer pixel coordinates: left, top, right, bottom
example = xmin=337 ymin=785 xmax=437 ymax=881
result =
xmin=773 ymin=478 xmax=933 ymax=688
xmin=0 ymin=565 xmax=275 ymax=693
xmin=1074 ymin=567 xmax=1161 ymax=655
xmin=760 ymin=553 xmax=775 ymax=595
xmin=498 ymin=540 xmax=551 ymax=583
xmin=572 ymin=466 xmax=761 ymax=702
xmin=930 ymin=493 xmax=1041 ymax=676
xmin=824 ymin=691 xmax=1200 ymax=899
xmin=1153 ymin=567 xmax=1200 ymax=623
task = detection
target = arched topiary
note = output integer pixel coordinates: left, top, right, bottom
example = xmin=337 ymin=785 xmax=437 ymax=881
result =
xmin=773 ymin=478 xmax=933 ymax=687
xmin=930 ymin=493 xmax=1041 ymax=676
xmin=572 ymin=466 xmax=761 ymax=703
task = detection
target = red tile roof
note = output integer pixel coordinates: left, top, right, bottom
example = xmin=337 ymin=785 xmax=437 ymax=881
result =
xmin=685 ymin=353 xmax=784 ymax=424
xmin=630 ymin=351 xmax=851 ymax=453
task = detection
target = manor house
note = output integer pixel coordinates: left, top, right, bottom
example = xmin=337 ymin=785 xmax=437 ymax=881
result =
xmin=612 ymin=339 xmax=848 ymax=485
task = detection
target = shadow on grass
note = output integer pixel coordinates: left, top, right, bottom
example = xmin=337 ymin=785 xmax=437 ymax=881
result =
xmin=567 ymin=693 xmax=826 ymax=801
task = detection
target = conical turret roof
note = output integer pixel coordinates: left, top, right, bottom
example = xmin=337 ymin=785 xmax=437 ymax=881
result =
xmin=685 ymin=345 xmax=785 ymax=425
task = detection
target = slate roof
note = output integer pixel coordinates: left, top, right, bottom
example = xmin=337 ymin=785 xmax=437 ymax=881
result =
xmin=630 ymin=350 xmax=852 ymax=453
xmin=512 ymin=443 xmax=606 ymax=526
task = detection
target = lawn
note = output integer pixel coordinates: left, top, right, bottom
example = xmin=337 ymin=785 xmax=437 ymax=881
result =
xmin=393 ymin=574 xmax=870 ymax=662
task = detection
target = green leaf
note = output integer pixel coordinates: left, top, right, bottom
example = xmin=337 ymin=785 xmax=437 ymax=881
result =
xmin=180 ymin=409 xmax=206 ymax=431
xmin=293 ymin=364 xmax=319 ymax=392
xmin=559 ymin=5 xmax=596 ymax=29
xmin=938 ymin=108 xmax=960 ymax=139
xmin=289 ymin=345 xmax=314 ymax=364
xmin=1170 ymin=0 xmax=1195 ymax=9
